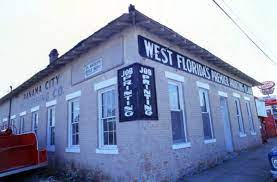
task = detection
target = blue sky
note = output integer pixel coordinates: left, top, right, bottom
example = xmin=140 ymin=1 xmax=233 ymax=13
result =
xmin=0 ymin=0 xmax=276 ymax=97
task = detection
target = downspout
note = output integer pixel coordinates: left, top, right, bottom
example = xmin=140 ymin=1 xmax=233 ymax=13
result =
xmin=7 ymin=86 xmax=12 ymax=130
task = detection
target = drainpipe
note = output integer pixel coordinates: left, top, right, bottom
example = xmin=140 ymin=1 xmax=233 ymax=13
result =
xmin=7 ymin=86 xmax=12 ymax=130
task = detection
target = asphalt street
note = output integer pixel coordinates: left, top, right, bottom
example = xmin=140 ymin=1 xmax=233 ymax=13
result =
xmin=184 ymin=138 xmax=277 ymax=182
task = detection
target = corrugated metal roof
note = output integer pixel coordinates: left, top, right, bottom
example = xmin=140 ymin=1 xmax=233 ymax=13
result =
xmin=0 ymin=5 xmax=260 ymax=104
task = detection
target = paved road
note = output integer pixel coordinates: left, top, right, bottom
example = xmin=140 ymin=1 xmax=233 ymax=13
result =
xmin=184 ymin=138 xmax=277 ymax=182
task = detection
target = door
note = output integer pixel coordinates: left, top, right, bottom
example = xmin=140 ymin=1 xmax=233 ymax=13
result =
xmin=220 ymin=96 xmax=234 ymax=152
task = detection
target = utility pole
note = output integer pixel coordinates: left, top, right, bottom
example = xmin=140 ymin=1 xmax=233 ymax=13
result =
xmin=7 ymin=86 xmax=12 ymax=129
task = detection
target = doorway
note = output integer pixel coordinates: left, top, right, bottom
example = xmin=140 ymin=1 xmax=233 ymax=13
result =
xmin=220 ymin=96 xmax=234 ymax=152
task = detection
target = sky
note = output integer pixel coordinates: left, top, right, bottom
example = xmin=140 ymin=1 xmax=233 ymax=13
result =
xmin=0 ymin=0 xmax=276 ymax=97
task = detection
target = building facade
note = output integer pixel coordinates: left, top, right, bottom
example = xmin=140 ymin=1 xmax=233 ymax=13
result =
xmin=0 ymin=6 xmax=261 ymax=181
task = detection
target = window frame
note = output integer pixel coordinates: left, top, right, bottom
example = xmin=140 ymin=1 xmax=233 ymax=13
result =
xmin=10 ymin=116 xmax=16 ymax=133
xmin=31 ymin=111 xmax=39 ymax=134
xmin=168 ymin=80 xmax=188 ymax=144
xmin=198 ymin=88 xmax=215 ymax=140
xmin=47 ymin=105 xmax=56 ymax=151
xmin=67 ymin=98 xmax=80 ymax=150
xmin=1 ymin=118 xmax=7 ymax=130
xmin=19 ymin=115 xmax=25 ymax=134
xmin=234 ymin=98 xmax=245 ymax=136
xmin=97 ymin=85 xmax=118 ymax=150
xmin=245 ymin=101 xmax=255 ymax=134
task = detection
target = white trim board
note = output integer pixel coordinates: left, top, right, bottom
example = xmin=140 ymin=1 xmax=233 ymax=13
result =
xmin=244 ymin=96 xmax=250 ymax=101
xmin=165 ymin=71 xmax=185 ymax=82
xmin=204 ymin=139 xmax=216 ymax=144
xmin=46 ymin=99 xmax=57 ymax=107
xmin=31 ymin=106 xmax=40 ymax=112
xmin=20 ymin=111 xmax=26 ymax=116
xmin=66 ymin=90 xmax=82 ymax=101
xmin=239 ymin=133 xmax=247 ymax=137
xmin=96 ymin=148 xmax=119 ymax=154
xmin=94 ymin=77 xmax=117 ymax=91
xmin=65 ymin=147 xmax=80 ymax=153
xmin=172 ymin=142 xmax=191 ymax=150
xmin=233 ymin=93 xmax=240 ymax=98
xmin=218 ymin=91 xmax=228 ymax=97
xmin=196 ymin=81 xmax=210 ymax=90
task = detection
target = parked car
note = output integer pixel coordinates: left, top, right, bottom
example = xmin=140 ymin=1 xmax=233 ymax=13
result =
xmin=268 ymin=147 xmax=277 ymax=178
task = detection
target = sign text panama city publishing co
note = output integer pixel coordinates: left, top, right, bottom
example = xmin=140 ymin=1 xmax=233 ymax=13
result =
xmin=23 ymin=75 xmax=63 ymax=100
xmin=138 ymin=35 xmax=253 ymax=95
xmin=118 ymin=63 xmax=158 ymax=122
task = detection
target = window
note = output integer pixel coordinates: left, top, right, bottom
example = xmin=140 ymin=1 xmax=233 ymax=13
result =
xmin=1 ymin=118 xmax=7 ymax=130
xmin=47 ymin=106 xmax=55 ymax=150
xmin=246 ymin=101 xmax=255 ymax=134
xmin=19 ymin=116 xmax=25 ymax=134
xmin=198 ymin=88 xmax=214 ymax=140
xmin=168 ymin=81 xmax=187 ymax=144
xmin=31 ymin=111 xmax=39 ymax=134
xmin=68 ymin=99 xmax=80 ymax=147
xmin=98 ymin=87 xmax=117 ymax=149
xmin=10 ymin=118 xmax=16 ymax=133
xmin=11 ymin=118 xmax=15 ymax=127
xmin=235 ymin=98 xmax=245 ymax=135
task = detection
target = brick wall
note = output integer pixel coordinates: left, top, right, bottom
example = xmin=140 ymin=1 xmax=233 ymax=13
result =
xmin=0 ymin=27 xmax=262 ymax=180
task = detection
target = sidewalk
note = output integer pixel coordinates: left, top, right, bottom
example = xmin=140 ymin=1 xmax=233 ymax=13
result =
xmin=183 ymin=138 xmax=277 ymax=182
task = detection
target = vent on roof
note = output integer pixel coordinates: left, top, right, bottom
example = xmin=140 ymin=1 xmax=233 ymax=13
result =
xmin=49 ymin=49 xmax=59 ymax=63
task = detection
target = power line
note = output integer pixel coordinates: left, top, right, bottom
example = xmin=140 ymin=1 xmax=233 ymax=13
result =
xmin=212 ymin=0 xmax=277 ymax=65
xmin=221 ymin=0 xmax=275 ymax=57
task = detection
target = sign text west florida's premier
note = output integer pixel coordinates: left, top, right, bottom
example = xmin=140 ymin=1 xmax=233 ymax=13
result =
xmin=118 ymin=63 xmax=158 ymax=122
xmin=138 ymin=35 xmax=252 ymax=94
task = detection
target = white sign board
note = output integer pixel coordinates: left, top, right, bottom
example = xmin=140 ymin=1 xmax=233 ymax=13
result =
xmin=84 ymin=59 xmax=102 ymax=78
xmin=255 ymin=99 xmax=267 ymax=117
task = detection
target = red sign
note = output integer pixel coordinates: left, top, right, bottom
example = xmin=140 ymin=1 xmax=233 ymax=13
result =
xmin=258 ymin=81 xmax=275 ymax=90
